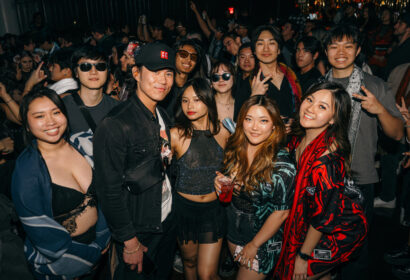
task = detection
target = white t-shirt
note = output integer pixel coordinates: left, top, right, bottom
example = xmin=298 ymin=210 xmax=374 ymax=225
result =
xmin=156 ymin=109 xmax=172 ymax=222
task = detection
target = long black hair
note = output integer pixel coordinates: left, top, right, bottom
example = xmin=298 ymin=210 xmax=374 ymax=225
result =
xmin=20 ymin=88 xmax=69 ymax=145
xmin=174 ymin=78 xmax=220 ymax=137
xmin=292 ymin=81 xmax=352 ymax=172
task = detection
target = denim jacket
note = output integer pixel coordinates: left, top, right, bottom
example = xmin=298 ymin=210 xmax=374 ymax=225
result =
xmin=93 ymin=93 xmax=172 ymax=243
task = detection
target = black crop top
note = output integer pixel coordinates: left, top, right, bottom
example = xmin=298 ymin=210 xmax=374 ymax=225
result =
xmin=175 ymin=130 xmax=224 ymax=195
xmin=52 ymin=182 xmax=97 ymax=244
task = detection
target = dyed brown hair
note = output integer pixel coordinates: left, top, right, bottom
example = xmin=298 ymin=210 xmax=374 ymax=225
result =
xmin=223 ymin=95 xmax=286 ymax=192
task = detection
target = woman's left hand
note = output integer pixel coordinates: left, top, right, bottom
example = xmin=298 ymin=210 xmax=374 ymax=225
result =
xmin=234 ymin=241 xmax=258 ymax=269
xmin=101 ymin=241 xmax=111 ymax=255
xmin=292 ymin=255 xmax=308 ymax=280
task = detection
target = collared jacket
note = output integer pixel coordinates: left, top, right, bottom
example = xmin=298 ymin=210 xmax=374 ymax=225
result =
xmin=93 ymin=93 xmax=172 ymax=243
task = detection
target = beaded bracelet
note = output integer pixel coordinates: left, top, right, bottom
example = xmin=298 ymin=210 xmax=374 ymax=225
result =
xmin=123 ymin=242 xmax=141 ymax=254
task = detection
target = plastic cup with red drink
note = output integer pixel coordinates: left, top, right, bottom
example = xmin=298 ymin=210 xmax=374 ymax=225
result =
xmin=218 ymin=176 xmax=234 ymax=203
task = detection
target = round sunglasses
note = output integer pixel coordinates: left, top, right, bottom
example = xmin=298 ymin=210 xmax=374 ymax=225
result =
xmin=211 ymin=73 xmax=232 ymax=82
xmin=77 ymin=62 xmax=108 ymax=72
xmin=177 ymin=50 xmax=198 ymax=62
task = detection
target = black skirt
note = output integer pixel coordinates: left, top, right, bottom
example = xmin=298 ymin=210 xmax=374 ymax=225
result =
xmin=174 ymin=193 xmax=226 ymax=244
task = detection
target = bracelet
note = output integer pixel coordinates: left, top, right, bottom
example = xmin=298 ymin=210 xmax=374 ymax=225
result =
xmin=297 ymin=250 xmax=313 ymax=261
xmin=4 ymin=99 xmax=13 ymax=103
xmin=123 ymin=242 xmax=141 ymax=254
xmin=124 ymin=242 xmax=141 ymax=254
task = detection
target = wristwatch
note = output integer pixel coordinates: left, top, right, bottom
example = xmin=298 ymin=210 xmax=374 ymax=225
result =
xmin=298 ymin=250 xmax=312 ymax=261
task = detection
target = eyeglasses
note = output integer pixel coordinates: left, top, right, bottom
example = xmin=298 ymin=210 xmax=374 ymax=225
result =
xmin=177 ymin=50 xmax=198 ymax=62
xmin=211 ymin=73 xmax=231 ymax=82
xmin=77 ymin=62 xmax=108 ymax=72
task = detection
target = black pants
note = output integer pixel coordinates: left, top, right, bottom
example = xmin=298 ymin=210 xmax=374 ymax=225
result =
xmin=339 ymin=183 xmax=374 ymax=280
xmin=380 ymin=144 xmax=405 ymax=201
xmin=114 ymin=212 xmax=177 ymax=280
xmin=402 ymin=168 xmax=410 ymax=223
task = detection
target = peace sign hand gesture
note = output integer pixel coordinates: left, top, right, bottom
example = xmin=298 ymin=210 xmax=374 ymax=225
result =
xmin=251 ymin=69 xmax=271 ymax=96
xmin=352 ymin=86 xmax=384 ymax=115
xmin=395 ymin=97 xmax=410 ymax=123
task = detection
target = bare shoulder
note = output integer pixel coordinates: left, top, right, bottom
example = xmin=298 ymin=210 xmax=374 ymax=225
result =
xmin=170 ymin=127 xmax=183 ymax=148
xmin=170 ymin=127 xmax=180 ymax=140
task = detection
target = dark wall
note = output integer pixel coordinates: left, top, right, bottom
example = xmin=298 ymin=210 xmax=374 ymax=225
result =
xmin=15 ymin=0 xmax=294 ymax=33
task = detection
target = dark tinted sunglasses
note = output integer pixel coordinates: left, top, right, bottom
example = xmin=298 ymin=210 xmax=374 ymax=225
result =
xmin=211 ymin=73 xmax=231 ymax=82
xmin=77 ymin=62 xmax=108 ymax=72
xmin=177 ymin=50 xmax=198 ymax=62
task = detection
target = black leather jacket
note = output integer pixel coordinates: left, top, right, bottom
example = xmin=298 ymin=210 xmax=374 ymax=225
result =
xmin=93 ymin=94 xmax=172 ymax=243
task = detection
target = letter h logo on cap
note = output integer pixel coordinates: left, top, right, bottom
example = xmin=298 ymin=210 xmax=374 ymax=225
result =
xmin=161 ymin=51 xmax=168 ymax=59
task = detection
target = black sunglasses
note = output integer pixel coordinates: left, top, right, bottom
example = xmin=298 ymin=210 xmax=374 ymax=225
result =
xmin=211 ymin=73 xmax=231 ymax=82
xmin=77 ymin=62 xmax=108 ymax=72
xmin=177 ymin=50 xmax=198 ymax=62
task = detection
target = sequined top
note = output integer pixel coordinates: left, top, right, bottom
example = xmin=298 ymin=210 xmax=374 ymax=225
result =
xmin=175 ymin=130 xmax=224 ymax=195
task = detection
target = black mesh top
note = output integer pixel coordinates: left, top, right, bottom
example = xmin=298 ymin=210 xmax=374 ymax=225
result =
xmin=175 ymin=130 xmax=224 ymax=195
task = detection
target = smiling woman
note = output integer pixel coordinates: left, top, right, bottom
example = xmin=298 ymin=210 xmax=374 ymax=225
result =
xmin=11 ymin=88 xmax=110 ymax=280
xmin=275 ymin=82 xmax=367 ymax=280
xmin=217 ymin=95 xmax=296 ymax=280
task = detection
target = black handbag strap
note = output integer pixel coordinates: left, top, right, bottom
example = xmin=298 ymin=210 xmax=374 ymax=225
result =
xmin=71 ymin=93 xmax=97 ymax=133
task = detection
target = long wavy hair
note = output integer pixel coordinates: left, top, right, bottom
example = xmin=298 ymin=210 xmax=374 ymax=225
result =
xmin=223 ymin=95 xmax=286 ymax=192
xmin=174 ymin=78 xmax=220 ymax=137
xmin=291 ymin=81 xmax=352 ymax=173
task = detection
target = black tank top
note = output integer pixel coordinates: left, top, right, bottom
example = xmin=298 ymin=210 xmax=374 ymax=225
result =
xmin=175 ymin=130 xmax=224 ymax=195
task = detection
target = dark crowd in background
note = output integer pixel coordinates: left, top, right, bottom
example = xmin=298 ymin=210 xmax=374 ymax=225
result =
xmin=0 ymin=1 xmax=410 ymax=280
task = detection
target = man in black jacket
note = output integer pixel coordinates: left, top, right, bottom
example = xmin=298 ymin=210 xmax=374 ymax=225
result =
xmin=93 ymin=42 xmax=176 ymax=279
